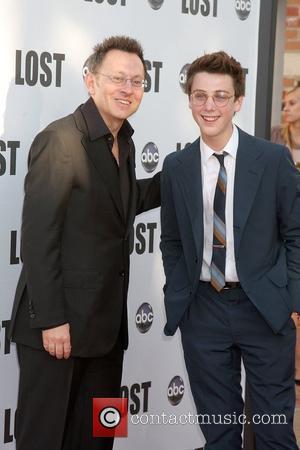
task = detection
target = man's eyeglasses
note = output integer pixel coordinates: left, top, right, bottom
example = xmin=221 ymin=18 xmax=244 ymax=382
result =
xmin=190 ymin=91 xmax=234 ymax=107
xmin=98 ymin=72 xmax=146 ymax=89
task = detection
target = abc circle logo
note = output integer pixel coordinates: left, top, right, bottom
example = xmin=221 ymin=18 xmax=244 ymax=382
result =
xmin=179 ymin=64 xmax=190 ymax=92
xmin=167 ymin=376 xmax=185 ymax=406
xmin=135 ymin=303 xmax=154 ymax=333
xmin=141 ymin=142 xmax=159 ymax=173
xmin=148 ymin=0 xmax=164 ymax=10
xmin=99 ymin=406 xmax=121 ymax=429
xmin=235 ymin=0 xmax=251 ymax=20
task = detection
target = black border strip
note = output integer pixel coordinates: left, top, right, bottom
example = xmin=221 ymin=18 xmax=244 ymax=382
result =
xmin=254 ymin=0 xmax=278 ymax=139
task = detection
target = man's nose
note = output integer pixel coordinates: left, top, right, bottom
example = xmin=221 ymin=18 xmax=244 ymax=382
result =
xmin=204 ymin=96 xmax=216 ymax=110
xmin=121 ymin=79 xmax=134 ymax=93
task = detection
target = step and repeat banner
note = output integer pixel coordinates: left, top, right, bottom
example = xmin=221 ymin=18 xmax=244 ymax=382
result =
xmin=0 ymin=1 xmax=260 ymax=449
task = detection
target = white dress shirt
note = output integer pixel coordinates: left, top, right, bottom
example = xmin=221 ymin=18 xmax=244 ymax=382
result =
xmin=200 ymin=125 xmax=239 ymax=282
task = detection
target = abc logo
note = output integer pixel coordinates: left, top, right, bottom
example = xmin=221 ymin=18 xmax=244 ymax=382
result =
xmin=235 ymin=0 xmax=251 ymax=20
xmin=167 ymin=376 xmax=185 ymax=406
xmin=135 ymin=303 xmax=154 ymax=333
xmin=148 ymin=0 xmax=164 ymax=10
xmin=141 ymin=142 xmax=159 ymax=173
xmin=179 ymin=64 xmax=190 ymax=92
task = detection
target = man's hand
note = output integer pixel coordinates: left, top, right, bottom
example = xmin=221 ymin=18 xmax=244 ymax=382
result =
xmin=42 ymin=323 xmax=71 ymax=359
xmin=291 ymin=312 xmax=300 ymax=328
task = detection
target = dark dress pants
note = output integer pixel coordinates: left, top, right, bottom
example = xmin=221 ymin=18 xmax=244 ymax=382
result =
xmin=180 ymin=282 xmax=298 ymax=450
xmin=16 ymin=339 xmax=124 ymax=450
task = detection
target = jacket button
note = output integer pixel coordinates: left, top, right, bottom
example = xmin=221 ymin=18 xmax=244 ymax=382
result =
xmin=30 ymin=313 xmax=36 ymax=319
xmin=119 ymin=271 xmax=125 ymax=277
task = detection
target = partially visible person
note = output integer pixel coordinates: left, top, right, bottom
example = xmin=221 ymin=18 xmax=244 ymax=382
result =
xmin=293 ymin=314 xmax=300 ymax=383
xmin=271 ymin=83 xmax=300 ymax=165
xmin=272 ymin=82 xmax=300 ymax=384
xmin=290 ymin=270 xmax=300 ymax=385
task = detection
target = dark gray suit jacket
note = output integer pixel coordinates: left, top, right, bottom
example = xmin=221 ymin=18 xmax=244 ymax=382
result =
xmin=9 ymin=99 xmax=160 ymax=357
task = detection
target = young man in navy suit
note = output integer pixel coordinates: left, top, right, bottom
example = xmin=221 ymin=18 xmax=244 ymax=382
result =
xmin=160 ymin=51 xmax=300 ymax=449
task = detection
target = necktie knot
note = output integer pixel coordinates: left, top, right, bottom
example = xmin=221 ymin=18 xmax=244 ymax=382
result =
xmin=213 ymin=152 xmax=227 ymax=167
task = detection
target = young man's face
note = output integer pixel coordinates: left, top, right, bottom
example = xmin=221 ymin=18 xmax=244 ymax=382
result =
xmin=189 ymin=71 xmax=243 ymax=150
xmin=85 ymin=49 xmax=145 ymax=131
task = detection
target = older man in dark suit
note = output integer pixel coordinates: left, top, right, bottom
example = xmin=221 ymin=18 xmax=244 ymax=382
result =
xmin=9 ymin=35 xmax=160 ymax=450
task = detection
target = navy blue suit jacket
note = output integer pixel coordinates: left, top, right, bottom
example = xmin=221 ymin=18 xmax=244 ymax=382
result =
xmin=160 ymin=128 xmax=300 ymax=335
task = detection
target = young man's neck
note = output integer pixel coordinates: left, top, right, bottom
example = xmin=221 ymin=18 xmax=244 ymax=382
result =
xmin=201 ymin=125 xmax=234 ymax=152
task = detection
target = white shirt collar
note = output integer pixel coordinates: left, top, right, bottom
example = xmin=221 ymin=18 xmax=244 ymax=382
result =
xmin=200 ymin=124 xmax=239 ymax=163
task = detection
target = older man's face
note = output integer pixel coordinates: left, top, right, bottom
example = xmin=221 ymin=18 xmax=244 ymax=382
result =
xmin=86 ymin=49 xmax=145 ymax=131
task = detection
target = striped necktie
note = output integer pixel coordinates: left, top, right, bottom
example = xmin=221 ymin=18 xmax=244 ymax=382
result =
xmin=211 ymin=152 xmax=227 ymax=292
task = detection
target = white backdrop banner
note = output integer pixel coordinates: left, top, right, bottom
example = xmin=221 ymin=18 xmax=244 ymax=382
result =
xmin=0 ymin=1 xmax=260 ymax=449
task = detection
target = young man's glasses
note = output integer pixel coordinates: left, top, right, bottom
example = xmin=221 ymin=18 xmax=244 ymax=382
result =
xmin=190 ymin=90 xmax=234 ymax=107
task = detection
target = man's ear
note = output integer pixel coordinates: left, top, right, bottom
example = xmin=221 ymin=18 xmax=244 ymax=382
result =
xmin=85 ymin=72 xmax=95 ymax=96
xmin=234 ymin=95 xmax=244 ymax=114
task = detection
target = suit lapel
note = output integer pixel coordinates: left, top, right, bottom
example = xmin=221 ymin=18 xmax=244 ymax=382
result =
xmin=172 ymin=129 xmax=266 ymax=262
xmin=73 ymin=106 xmax=125 ymax=222
xmin=81 ymin=135 xmax=125 ymax=222
xmin=125 ymin=141 xmax=136 ymax=237
xmin=173 ymin=130 xmax=266 ymax=262
xmin=174 ymin=139 xmax=203 ymax=258
xmin=234 ymin=128 xmax=265 ymax=255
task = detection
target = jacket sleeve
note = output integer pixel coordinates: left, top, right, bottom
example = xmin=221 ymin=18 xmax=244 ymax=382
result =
xmin=277 ymin=146 xmax=300 ymax=311
xmin=160 ymin=156 xmax=183 ymax=287
xmin=136 ymin=172 xmax=161 ymax=214
xmin=21 ymin=128 xmax=73 ymax=329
